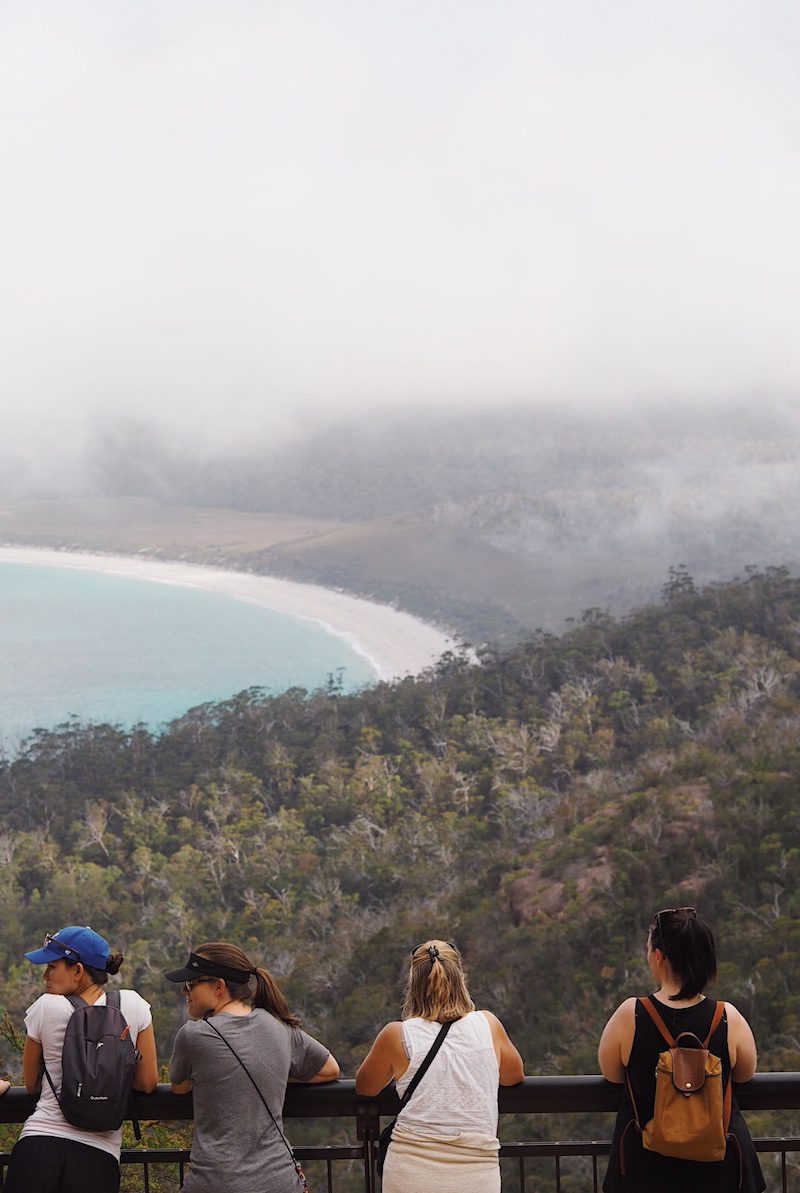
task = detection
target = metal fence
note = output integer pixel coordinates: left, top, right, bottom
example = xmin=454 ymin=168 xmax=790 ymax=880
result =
xmin=2 ymin=1073 xmax=799 ymax=1192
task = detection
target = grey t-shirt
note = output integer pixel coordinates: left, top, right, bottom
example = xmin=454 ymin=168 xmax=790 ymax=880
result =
xmin=170 ymin=1008 xmax=330 ymax=1193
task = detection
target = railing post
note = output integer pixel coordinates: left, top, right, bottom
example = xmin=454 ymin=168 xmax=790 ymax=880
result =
xmin=356 ymin=1101 xmax=381 ymax=1193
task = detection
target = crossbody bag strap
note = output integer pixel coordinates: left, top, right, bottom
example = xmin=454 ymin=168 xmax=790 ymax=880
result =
xmin=203 ymin=1016 xmax=308 ymax=1191
xmin=398 ymin=1020 xmax=453 ymax=1109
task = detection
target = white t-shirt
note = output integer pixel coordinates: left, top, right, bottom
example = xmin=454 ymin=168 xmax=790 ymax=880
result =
xmin=21 ymin=989 xmax=152 ymax=1158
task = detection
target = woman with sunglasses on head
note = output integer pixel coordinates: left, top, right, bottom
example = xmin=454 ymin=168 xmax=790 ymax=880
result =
xmin=598 ymin=907 xmax=765 ymax=1193
xmin=356 ymin=939 xmax=524 ymax=1193
xmin=165 ymin=941 xmax=339 ymax=1193
xmin=5 ymin=925 xmax=158 ymax=1193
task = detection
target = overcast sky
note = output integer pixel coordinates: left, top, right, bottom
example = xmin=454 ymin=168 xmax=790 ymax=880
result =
xmin=2 ymin=0 xmax=800 ymax=463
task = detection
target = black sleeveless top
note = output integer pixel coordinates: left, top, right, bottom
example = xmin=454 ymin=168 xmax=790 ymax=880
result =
xmin=603 ymin=997 xmax=765 ymax=1193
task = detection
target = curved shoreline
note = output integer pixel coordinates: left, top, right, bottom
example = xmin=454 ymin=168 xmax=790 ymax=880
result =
xmin=0 ymin=545 xmax=454 ymax=682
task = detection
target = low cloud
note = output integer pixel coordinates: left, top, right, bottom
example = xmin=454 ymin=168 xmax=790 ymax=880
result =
xmin=1 ymin=0 xmax=799 ymax=469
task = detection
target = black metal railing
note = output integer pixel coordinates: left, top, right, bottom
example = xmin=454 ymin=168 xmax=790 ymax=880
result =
xmin=2 ymin=1074 xmax=799 ymax=1192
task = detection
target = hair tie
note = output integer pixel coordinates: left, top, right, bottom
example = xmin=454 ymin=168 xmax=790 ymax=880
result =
xmin=428 ymin=945 xmax=440 ymax=964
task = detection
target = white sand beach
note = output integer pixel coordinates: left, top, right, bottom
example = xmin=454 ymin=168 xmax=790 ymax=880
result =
xmin=0 ymin=546 xmax=454 ymax=681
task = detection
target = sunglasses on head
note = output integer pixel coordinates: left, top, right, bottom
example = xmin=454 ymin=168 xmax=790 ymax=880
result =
xmin=43 ymin=933 xmax=81 ymax=963
xmin=653 ymin=906 xmax=697 ymax=942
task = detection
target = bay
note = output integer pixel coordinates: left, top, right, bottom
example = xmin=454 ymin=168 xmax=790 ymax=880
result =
xmin=0 ymin=561 xmax=377 ymax=750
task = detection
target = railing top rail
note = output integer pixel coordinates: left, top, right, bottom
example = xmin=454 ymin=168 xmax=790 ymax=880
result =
xmin=1 ymin=1072 xmax=799 ymax=1125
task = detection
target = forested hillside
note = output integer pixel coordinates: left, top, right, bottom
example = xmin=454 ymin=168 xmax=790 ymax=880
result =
xmin=2 ymin=567 xmax=800 ymax=1167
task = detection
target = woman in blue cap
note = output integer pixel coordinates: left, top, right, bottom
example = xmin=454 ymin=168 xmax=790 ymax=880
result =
xmin=5 ymin=925 xmax=158 ymax=1193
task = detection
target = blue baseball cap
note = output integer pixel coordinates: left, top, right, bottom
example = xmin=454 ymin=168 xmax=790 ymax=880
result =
xmin=25 ymin=926 xmax=111 ymax=972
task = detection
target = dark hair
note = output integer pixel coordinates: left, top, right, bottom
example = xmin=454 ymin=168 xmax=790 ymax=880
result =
xmin=649 ymin=910 xmax=716 ymax=1000
xmin=195 ymin=941 xmax=301 ymax=1028
xmin=64 ymin=951 xmax=124 ymax=986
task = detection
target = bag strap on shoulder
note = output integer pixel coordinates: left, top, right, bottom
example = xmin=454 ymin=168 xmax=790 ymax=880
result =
xmin=63 ymin=992 xmax=121 ymax=1011
xmin=203 ymin=1015 xmax=309 ymax=1192
xmin=104 ymin=991 xmax=142 ymax=1141
xmin=639 ymin=996 xmax=725 ymax=1049
xmin=42 ymin=994 xmax=84 ymax=1103
xmin=704 ymin=1000 xmax=725 ymax=1048
xmin=639 ymin=996 xmax=675 ymax=1046
xmin=398 ymin=1020 xmax=453 ymax=1109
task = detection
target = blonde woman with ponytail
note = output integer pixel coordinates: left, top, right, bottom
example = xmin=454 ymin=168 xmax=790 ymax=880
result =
xmin=165 ymin=942 xmax=339 ymax=1193
xmin=356 ymin=939 xmax=524 ymax=1193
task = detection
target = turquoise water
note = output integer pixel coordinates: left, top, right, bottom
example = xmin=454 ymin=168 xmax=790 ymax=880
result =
xmin=0 ymin=563 xmax=376 ymax=750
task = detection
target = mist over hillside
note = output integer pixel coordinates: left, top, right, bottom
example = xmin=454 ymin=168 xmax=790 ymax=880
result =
xmin=82 ymin=400 xmax=793 ymax=521
xmin=3 ymin=401 xmax=799 ymax=644
xmin=89 ymin=402 xmax=800 ymax=612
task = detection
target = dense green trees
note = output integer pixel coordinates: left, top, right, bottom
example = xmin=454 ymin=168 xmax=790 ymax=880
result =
xmin=2 ymin=568 xmax=800 ymax=1183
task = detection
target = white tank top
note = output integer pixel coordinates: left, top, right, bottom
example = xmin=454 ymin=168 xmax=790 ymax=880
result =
xmin=393 ymin=1011 xmax=500 ymax=1148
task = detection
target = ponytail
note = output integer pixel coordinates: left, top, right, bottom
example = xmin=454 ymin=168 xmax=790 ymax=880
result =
xmin=253 ymin=967 xmax=301 ymax=1028
xmin=402 ymin=939 xmax=475 ymax=1022
xmin=65 ymin=949 xmax=124 ymax=986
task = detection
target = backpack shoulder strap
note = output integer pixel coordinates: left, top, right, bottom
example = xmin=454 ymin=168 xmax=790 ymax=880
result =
xmin=42 ymin=995 xmax=82 ymax=1105
xmin=638 ymin=997 xmax=676 ymax=1047
xmin=704 ymin=1001 xmax=732 ymax=1136
xmin=703 ymin=1000 xmax=725 ymax=1047
xmin=103 ymin=990 xmax=140 ymax=1140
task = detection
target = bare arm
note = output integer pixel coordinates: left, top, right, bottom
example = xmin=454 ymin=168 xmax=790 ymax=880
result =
xmin=132 ymin=1024 xmax=159 ymax=1093
xmin=290 ymin=1053 xmax=341 ymax=1084
xmin=170 ymin=1034 xmax=192 ymax=1095
xmin=22 ymin=1037 xmax=44 ymax=1096
xmin=482 ymin=1011 xmax=525 ymax=1085
xmin=598 ymin=999 xmax=636 ymax=1084
xmin=726 ymin=1003 xmax=758 ymax=1082
xmin=356 ymin=1022 xmax=407 ymax=1096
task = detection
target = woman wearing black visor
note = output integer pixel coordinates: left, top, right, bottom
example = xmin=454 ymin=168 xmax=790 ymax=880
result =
xmin=165 ymin=941 xmax=338 ymax=1193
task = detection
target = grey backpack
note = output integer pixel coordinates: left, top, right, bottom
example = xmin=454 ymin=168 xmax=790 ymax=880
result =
xmin=44 ymin=992 xmax=140 ymax=1134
